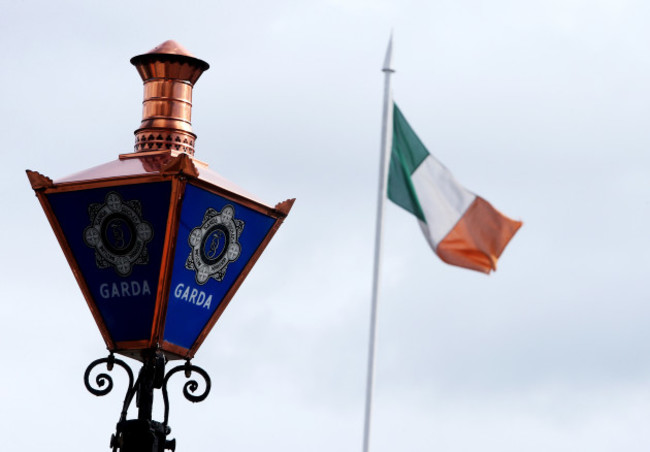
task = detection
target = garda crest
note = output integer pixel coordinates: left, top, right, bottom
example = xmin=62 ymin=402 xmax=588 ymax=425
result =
xmin=186 ymin=205 xmax=244 ymax=285
xmin=83 ymin=191 xmax=154 ymax=276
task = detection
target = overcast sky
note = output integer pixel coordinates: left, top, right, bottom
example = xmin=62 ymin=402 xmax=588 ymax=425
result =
xmin=1 ymin=0 xmax=649 ymax=451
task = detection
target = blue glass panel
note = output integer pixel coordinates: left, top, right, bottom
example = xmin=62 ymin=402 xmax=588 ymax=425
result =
xmin=164 ymin=184 xmax=275 ymax=349
xmin=47 ymin=182 xmax=171 ymax=342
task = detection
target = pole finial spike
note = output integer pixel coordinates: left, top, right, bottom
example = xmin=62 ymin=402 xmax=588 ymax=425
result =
xmin=382 ymin=31 xmax=395 ymax=73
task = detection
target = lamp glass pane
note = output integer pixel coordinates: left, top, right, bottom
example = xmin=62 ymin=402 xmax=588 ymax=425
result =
xmin=47 ymin=182 xmax=171 ymax=342
xmin=164 ymin=184 xmax=275 ymax=349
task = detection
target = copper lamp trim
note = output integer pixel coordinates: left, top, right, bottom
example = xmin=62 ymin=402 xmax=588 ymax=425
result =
xmin=130 ymin=39 xmax=209 ymax=74
xmin=274 ymin=198 xmax=296 ymax=216
xmin=26 ymin=170 xmax=54 ymax=190
xmin=131 ymin=40 xmax=210 ymax=156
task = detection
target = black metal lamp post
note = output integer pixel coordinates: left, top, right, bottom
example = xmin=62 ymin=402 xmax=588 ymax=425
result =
xmin=26 ymin=40 xmax=294 ymax=451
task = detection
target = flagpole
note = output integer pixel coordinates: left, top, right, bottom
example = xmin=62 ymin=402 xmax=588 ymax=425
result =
xmin=362 ymin=34 xmax=394 ymax=452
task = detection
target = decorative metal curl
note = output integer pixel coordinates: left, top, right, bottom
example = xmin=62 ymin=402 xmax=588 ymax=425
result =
xmin=84 ymin=353 xmax=136 ymax=421
xmin=162 ymin=360 xmax=211 ymax=426
xmin=84 ymin=353 xmax=134 ymax=396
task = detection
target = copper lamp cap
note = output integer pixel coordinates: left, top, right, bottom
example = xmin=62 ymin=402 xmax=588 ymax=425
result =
xmin=131 ymin=40 xmax=210 ymax=156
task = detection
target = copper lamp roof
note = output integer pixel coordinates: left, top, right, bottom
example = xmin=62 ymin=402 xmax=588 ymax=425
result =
xmin=130 ymin=39 xmax=209 ymax=85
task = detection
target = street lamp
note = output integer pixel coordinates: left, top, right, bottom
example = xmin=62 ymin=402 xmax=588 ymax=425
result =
xmin=26 ymin=40 xmax=294 ymax=451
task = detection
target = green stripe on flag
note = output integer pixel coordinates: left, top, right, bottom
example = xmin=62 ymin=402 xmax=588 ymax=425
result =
xmin=387 ymin=104 xmax=429 ymax=222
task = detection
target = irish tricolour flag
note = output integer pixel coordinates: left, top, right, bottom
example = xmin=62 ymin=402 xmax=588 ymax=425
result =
xmin=388 ymin=103 xmax=522 ymax=274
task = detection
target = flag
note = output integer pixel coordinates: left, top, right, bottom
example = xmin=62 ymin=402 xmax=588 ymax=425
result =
xmin=387 ymin=103 xmax=522 ymax=273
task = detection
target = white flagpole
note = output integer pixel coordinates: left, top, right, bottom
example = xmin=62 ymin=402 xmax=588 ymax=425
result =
xmin=362 ymin=34 xmax=395 ymax=452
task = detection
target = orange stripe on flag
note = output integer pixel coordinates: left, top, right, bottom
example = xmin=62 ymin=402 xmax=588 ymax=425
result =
xmin=436 ymin=197 xmax=522 ymax=274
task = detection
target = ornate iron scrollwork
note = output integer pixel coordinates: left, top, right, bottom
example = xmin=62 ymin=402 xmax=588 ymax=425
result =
xmin=84 ymin=353 xmax=135 ymax=397
xmin=84 ymin=353 xmax=137 ymax=422
xmin=84 ymin=353 xmax=211 ymax=451
xmin=162 ymin=360 xmax=212 ymax=426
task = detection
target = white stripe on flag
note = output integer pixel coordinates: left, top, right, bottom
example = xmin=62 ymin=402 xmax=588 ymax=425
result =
xmin=411 ymin=155 xmax=476 ymax=247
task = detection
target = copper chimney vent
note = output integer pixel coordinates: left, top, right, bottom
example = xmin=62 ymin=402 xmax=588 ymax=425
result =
xmin=131 ymin=40 xmax=210 ymax=156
